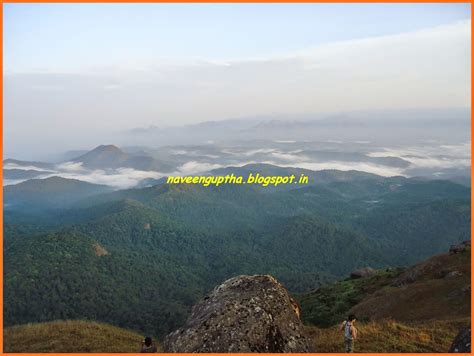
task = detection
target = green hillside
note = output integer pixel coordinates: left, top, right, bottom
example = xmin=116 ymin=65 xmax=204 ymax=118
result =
xmin=4 ymin=247 xmax=470 ymax=353
xmin=4 ymin=244 xmax=469 ymax=353
xmin=5 ymin=200 xmax=376 ymax=336
xmin=4 ymin=166 xmax=471 ymax=339
xmin=300 ymin=247 xmax=470 ymax=352
xmin=298 ymin=247 xmax=470 ymax=327
xmin=4 ymin=176 xmax=112 ymax=210
xmin=297 ymin=268 xmax=403 ymax=327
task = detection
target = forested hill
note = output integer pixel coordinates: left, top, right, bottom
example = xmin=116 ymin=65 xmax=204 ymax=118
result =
xmin=4 ymin=166 xmax=471 ymax=338
xmin=4 ymin=246 xmax=470 ymax=353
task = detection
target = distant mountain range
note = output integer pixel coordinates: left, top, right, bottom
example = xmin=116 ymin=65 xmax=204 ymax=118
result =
xmin=4 ymin=168 xmax=56 ymax=181
xmin=125 ymin=108 xmax=470 ymax=147
xmin=4 ymin=134 xmax=470 ymax=189
xmin=128 ymin=107 xmax=471 ymax=134
xmin=4 ymin=144 xmax=175 ymax=174
xmin=3 ymin=144 xmax=177 ymax=188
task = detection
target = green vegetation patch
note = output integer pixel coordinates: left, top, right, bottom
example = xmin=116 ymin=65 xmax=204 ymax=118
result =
xmin=297 ymin=268 xmax=404 ymax=327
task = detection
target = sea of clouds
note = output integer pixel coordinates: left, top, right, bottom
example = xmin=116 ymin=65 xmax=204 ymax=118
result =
xmin=4 ymin=141 xmax=470 ymax=189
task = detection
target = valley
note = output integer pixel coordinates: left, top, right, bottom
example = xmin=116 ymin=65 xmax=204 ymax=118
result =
xmin=4 ymin=153 xmax=471 ymax=341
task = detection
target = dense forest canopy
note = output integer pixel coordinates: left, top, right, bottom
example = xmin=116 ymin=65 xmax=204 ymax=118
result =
xmin=4 ymin=165 xmax=471 ymax=337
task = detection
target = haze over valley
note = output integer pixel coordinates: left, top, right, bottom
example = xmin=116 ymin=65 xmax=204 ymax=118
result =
xmin=4 ymin=108 xmax=471 ymax=190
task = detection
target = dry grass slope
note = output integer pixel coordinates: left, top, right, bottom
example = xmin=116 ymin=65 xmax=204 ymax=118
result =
xmin=307 ymin=318 xmax=470 ymax=353
xmin=349 ymin=250 xmax=471 ymax=323
xmin=4 ymin=320 xmax=162 ymax=353
xmin=301 ymin=249 xmax=471 ymax=352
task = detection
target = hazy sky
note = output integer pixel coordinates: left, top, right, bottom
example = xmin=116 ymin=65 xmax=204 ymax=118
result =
xmin=4 ymin=4 xmax=471 ymax=158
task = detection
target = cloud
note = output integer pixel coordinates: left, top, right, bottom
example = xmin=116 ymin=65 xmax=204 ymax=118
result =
xmin=103 ymin=84 xmax=122 ymax=91
xmin=170 ymin=149 xmax=189 ymax=155
xmin=170 ymin=149 xmax=220 ymax=159
xmin=4 ymin=162 xmax=169 ymax=189
xmin=4 ymin=179 xmax=29 ymax=186
xmin=265 ymin=160 xmax=406 ymax=177
xmin=367 ymin=143 xmax=471 ymax=169
xmin=243 ymin=148 xmax=277 ymax=156
xmin=402 ymin=156 xmax=470 ymax=169
xmin=270 ymin=151 xmax=306 ymax=162
xmin=50 ymin=167 xmax=168 ymax=189
xmin=177 ymin=161 xmax=225 ymax=175
xmin=4 ymin=163 xmax=53 ymax=171
xmin=5 ymin=136 xmax=470 ymax=190
xmin=5 ymin=20 xmax=470 ymax=158
xmin=56 ymin=161 xmax=86 ymax=172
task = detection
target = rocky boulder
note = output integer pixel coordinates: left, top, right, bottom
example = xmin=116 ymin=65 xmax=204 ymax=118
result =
xmin=449 ymin=327 xmax=471 ymax=352
xmin=350 ymin=267 xmax=376 ymax=279
xmin=163 ymin=275 xmax=313 ymax=353
xmin=449 ymin=244 xmax=467 ymax=254
xmin=443 ymin=270 xmax=463 ymax=279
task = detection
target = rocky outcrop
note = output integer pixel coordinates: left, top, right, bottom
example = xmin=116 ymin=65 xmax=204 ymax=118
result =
xmin=350 ymin=267 xmax=376 ymax=279
xmin=444 ymin=270 xmax=463 ymax=279
xmin=449 ymin=327 xmax=471 ymax=352
xmin=163 ymin=275 xmax=313 ymax=353
xmin=393 ymin=241 xmax=471 ymax=287
xmin=450 ymin=241 xmax=470 ymax=254
xmin=450 ymin=244 xmax=468 ymax=254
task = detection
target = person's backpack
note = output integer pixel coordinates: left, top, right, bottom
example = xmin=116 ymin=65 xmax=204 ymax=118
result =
xmin=344 ymin=321 xmax=353 ymax=339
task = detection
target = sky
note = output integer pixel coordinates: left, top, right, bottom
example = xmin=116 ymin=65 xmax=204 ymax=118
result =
xmin=4 ymin=3 xmax=472 ymax=158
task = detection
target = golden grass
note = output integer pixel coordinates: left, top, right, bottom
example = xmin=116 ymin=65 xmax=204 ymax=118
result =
xmin=307 ymin=318 xmax=470 ymax=353
xmin=4 ymin=319 xmax=162 ymax=353
xmin=349 ymin=251 xmax=471 ymax=324
xmin=4 ymin=318 xmax=469 ymax=353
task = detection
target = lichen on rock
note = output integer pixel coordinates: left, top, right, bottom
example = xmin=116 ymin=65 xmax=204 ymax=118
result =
xmin=164 ymin=274 xmax=313 ymax=353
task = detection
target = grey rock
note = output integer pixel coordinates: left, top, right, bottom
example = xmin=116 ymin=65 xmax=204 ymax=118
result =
xmin=449 ymin=244 xmax=467 ymax=254
xmin=391 ymin=260 xmax=442 ymax=287
xmin=350 ymin=267 xmax=376 ymax=279
xmin=163 ymin=275 xmax=313 ymax=353
xmin=449 ymin=327 xmax=471 ymax=352
xmin=444 ymin=270 xmax=463 ymax=279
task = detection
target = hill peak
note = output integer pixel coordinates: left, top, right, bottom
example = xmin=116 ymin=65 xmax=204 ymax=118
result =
xmin=8 ymin=175 xmax=99 ymax=188
xmin=71 ymin=144 xmax=128 ymax=169
xmin=91 ymin=144 xmax=123 ymax=154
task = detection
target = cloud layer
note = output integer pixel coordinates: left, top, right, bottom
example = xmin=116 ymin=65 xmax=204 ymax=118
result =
xmin=4 ymin=20 xmax=471 ymax=159
xmin=4 ymin=140 xmax=470 ymax=189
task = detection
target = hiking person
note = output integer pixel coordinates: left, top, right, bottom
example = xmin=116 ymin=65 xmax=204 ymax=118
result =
xmin=340 ymin=314 xmax=358 ymax=352
xmin=140 ymin=336 xmax=157 ymax=353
